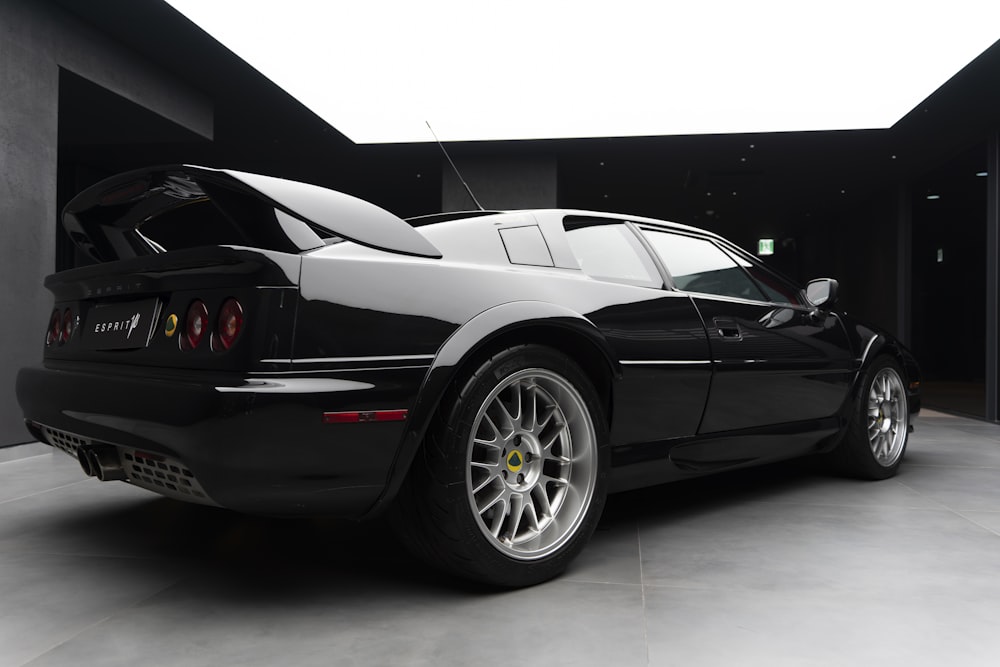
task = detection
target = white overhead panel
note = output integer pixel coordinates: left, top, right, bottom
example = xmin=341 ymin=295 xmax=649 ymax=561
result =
xmin=165 ymin=0 xmax=1000 ymax=144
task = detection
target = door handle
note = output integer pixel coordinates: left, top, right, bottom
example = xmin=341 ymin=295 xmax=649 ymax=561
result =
xmin=714 ymin=318 xmax=742 ymax=340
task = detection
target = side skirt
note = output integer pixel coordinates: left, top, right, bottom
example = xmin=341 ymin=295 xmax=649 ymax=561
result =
xmin=608 ymin=416 xmax=844 ymax=493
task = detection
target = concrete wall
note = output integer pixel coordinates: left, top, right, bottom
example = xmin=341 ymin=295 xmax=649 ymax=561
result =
xmin=0 ymin=0 xmax=212 ymax=446
xmin=442 ymin=156 xmax=557 ymax=212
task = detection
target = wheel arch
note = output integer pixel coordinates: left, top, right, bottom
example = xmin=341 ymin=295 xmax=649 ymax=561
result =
xmin=363 ymin=301 xmax=619 ymax=518
xmin=842 ymin=330 xmax=921 ymax=421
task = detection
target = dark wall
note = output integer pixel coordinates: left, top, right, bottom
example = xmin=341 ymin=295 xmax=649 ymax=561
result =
xmin=442 ymin=156 xmax=557 ymax=211
xmin=0 ymin=0 xmax=212 ymax=446
xmin=910 ymin=144 xmax=988 ymax=382
xmin=828 ymin=193 xmax=899 ymax=335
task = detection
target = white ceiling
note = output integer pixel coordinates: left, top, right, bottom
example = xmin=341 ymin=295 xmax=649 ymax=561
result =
xmin=165 ymin=0 xmax=1000 ymax=144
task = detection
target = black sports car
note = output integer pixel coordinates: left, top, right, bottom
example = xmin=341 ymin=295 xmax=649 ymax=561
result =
xmin=16 ymin=165 xmax=920 ymax=587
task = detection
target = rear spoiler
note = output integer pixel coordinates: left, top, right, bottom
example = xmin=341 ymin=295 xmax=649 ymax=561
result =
xmin=62 ymin=165 xmax=442 ymax=263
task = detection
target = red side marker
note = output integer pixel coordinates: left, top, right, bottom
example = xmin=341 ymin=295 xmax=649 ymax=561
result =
xmin=322 ymin=410 xmax=409 ymax=424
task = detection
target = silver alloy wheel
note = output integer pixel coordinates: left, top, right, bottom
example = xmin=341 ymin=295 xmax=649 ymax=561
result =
xmin=867 ymin=367 xmax=908 ymax=467
xmin=465 ymin=368 xmax=597 ymax=560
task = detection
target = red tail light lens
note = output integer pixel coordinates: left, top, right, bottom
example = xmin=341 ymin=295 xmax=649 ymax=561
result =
xmin=46 ymin=309 xmax=61 ymax=347
xmin=61 ymin=309 xmax=74 ymax=344
xmin=214 ymin=298 xmax=244 ymax=351
xmin=180 ymin=300 xmax=209 ymax=351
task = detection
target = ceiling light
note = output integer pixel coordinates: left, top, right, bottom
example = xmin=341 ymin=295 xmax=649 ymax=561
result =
xmin=926 ymin=194 xmax=941 ymax=200
xmin=976 ymin=171 xmax=989 ymax=177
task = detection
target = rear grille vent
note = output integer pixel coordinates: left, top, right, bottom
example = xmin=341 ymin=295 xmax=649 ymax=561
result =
xmin=37 ymin=424 xmax=216 ymax=506
xmin=42 ymin=426 xmax=88 ymax=458
xmin=122 ymin=451 xmax=209 ymax=502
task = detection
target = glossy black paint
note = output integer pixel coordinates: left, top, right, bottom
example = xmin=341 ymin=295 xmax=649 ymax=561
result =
xmin=16 ymin=166 xmax=921 ymax=518
xmin=691 ymin=297 xmax=853 ymax=433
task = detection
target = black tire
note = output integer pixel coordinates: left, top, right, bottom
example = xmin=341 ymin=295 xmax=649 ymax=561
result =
xmin=832 ymin=356 xmax=910 ymax=480
xmin=391 ymin=344 xmax=609 ymax=587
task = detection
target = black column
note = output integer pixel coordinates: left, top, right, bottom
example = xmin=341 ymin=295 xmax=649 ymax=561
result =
xmin=896 ymin=182 xmax=912 ymax=346
xmin=987 ymin=131 xmax=999 ymax=422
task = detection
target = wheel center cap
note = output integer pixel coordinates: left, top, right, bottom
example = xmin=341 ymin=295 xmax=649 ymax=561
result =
xmin=506 ymin=450 xmax=524 ymax=473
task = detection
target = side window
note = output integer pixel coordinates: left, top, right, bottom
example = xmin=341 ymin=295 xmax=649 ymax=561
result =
xmin=740 ymin=263 xmax=804 ymax=305
xmin=642 ymin=229 xmax=766 ymax=301
xmin=564 ymin=220 xmax=662 ymax=288
xmin=715 ymin=243 xmax=805 ymax=305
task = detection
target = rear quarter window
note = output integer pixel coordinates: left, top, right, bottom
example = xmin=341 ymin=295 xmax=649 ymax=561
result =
xmin=563 ymin=220 xmax=662 ymax=288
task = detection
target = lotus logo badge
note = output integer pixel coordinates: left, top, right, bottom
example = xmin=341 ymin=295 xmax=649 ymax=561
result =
xmin=506 ymin=450 xmax=524 ymax=473
xmin=164 ymin=313 xmax=178 ymax=337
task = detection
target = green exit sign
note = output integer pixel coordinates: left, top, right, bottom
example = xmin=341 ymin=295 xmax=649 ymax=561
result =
xmin=758 ymin=239 xmax=775 ymax=256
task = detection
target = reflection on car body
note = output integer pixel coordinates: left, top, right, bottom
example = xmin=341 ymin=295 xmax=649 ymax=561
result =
xmin=17 ymin=165 xmax=920 ymax=587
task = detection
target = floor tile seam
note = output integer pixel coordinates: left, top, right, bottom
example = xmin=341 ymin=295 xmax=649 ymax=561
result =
xmin=730 ymin=498 xmax=954 ymax=512
xmin=637 ymin=525 xmax=651 ymax=667
xmin=16 ymin=574 xmax=191 ymax=667
xmin=0 ymin=480 xmax=89 ymax=506
xmin=638 ymin=581 xmax=745 ymax=593
xmin=17 ymin=618 xmax=116 ymax=667
xmin=557 ymin=576 xmax=642 ymax=588
xmin=952 ymin=510 xmax=1000 ymax=538
xmin=905 ymin=464 xmax=1000 ymax=470
xmin=893 ymin=478 xmax=955 ymax=512
xmin=636 ymin=580 xmax=898 ymax=594
xmin=0 ymin=452 xmax=53 ymax=466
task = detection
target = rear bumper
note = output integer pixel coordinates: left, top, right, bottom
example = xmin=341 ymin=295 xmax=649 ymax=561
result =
xmin=16 ymin=362 xmax=423 ymax=517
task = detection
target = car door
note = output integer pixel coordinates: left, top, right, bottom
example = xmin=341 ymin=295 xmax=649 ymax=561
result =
xmin=639 ymin=227 xmax=854 ymax=435
xmin=558 ymin=217 xmax=713 ymax=445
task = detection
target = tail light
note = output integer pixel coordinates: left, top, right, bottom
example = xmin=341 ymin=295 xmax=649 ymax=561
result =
xmin=180 ymin=300 xmax=209 ymax=351
xmin=46 ymin=309 xmax=61 ymax=347
xmin=61 ymin=308 xmax=74 ymax=344
xmin=213 ymin=298 xmax=244 ymax=351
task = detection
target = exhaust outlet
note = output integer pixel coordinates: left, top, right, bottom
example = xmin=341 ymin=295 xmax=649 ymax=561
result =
xmin=78 ymin=446 xmax=126 ymax=482
xmin=77 ymin=448 xmax=96 ymax=477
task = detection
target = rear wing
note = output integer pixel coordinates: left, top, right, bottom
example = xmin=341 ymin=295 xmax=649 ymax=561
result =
xmin=62 ymin=165 xmax=442 ymax=263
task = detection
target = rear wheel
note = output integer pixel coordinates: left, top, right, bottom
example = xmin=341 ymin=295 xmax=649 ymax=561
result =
xmin=834 ymin=356 xmax=910 ymax=479
xmin=392 ymin=345 xmax=608 ymax=587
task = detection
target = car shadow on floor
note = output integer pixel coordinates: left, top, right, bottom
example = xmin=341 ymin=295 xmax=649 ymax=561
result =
xmin=32 ymin=456 xmax=842 ymax=599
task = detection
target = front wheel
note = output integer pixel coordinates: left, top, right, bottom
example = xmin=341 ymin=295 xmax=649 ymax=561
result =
xmin=834 ymin=356 xmax=910 ymax=479
xmin=391 ymin=345 xmax=609 ymax=587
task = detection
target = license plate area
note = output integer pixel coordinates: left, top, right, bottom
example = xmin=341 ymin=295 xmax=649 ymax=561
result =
xmin=82 ymin=298 xmax=160 ymax=350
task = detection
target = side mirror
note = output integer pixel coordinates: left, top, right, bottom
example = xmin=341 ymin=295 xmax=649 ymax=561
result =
xmin=806 ymin=278 xmax=839 ymax=308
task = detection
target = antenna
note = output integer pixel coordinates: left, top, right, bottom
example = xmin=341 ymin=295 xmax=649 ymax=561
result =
xmin=426 ymin=120 xmax=485 ymax=212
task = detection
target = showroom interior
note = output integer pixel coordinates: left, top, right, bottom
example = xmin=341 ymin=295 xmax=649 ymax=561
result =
xmin=3 ymin=0 xmax=1000 ymax=664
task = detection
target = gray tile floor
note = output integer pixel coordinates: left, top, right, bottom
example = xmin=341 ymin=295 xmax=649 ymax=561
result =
xmin=2 ymin=410 xmax=999 ymax=666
